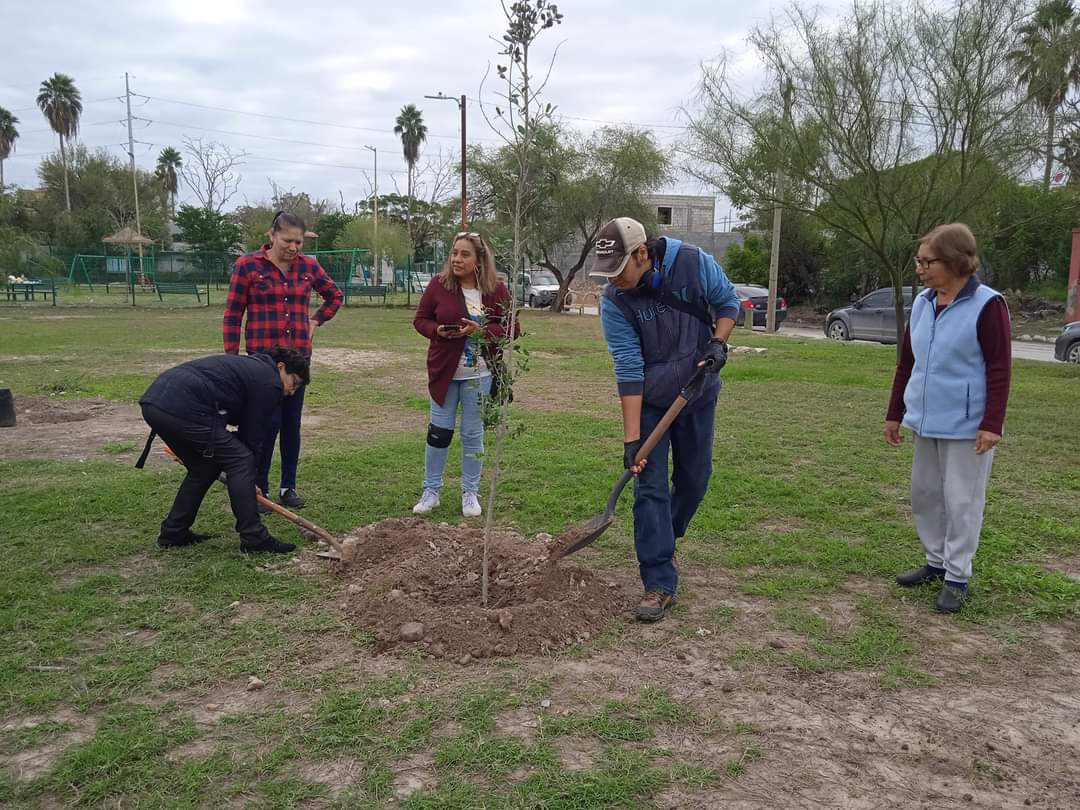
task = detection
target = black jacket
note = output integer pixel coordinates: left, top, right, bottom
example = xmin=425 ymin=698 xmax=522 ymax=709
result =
xmin=140 ymin=354 xmax=283 ymax=454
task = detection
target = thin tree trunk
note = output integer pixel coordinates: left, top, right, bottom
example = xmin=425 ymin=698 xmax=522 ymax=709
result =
xmin=0 ymin=159 xmax=5 ymax=188
xmin=1043 ymin=107 xmax=1056 ymax=191
xmin=59 ymin=135 xmax=71 ymax=212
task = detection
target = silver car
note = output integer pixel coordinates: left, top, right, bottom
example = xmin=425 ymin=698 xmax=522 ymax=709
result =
xmin=825 ymin=287 xmax=917 ymax=344
xmin=523 ymin=270 xmax=560 ymax=308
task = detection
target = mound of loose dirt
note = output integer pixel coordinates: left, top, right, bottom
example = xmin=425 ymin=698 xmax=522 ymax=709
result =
xmin=332 ymin=519 xmax=634 ymax=661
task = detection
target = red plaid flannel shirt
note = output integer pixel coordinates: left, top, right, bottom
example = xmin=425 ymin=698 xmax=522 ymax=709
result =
xmin=223 ymin=247 xmax=343 ymax=355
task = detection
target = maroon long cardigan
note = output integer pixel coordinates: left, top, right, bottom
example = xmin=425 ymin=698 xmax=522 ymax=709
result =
xmin=413 ymin=278 xmax=519 ymax=406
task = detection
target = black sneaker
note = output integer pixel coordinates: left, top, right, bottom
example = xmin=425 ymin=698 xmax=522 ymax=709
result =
xmin=279 ymin=489 xmax=305 ymax=509
xmin=157 ymin=530 xmax=211 ymax=549
xmin=935 ymin=584 xmax=967 ymax=613
xmin=895 ymin=565 xmax=946 ymax=587
xmin=240 ymin=536 xmax=297 ymax=554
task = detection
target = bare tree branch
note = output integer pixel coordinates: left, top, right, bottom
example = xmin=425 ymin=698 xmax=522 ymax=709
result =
xmin=180 ymin=137 xmax=246 ymax=213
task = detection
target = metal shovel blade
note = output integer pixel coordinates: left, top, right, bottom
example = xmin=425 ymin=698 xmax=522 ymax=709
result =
xmin=547 ymin=513 xmax=616 ymax=562
xmin=546 ymin=366 xmax=710 ymax=564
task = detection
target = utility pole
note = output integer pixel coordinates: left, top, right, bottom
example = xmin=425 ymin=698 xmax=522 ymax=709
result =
xmin=767 ymin=78 xmax=794 ymax=334
xmin=125 ymin=72 xmax=145 ymax=295
xmin=459 ymin=94 xmax=466 ymax=229
xmin=364 ymin=145 xmax=378 ymax=284
xmin=425 ymin=93 xmax=468 ymax=228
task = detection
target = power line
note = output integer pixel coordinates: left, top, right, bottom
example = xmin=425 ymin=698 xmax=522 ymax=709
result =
xmin=135 ymin=92 xmax=505 ymax=144
xmin=18 ymin=119 xmax=125 ymax=136
xmin=4 ymin=142 xmax=129 ymax=161
xmin=8 ymin=96 xmax=121 ymax=114
xmin=138 ymin=116 xmax=413 ymax=167
xmin=133 ymin=140 xmax=407 ymax=177
xmin=463 ymin=94 xmax=689 ymax=131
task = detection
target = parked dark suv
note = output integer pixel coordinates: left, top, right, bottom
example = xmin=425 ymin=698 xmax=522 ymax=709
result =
xmin=1054 ymin=321 xmax=1080 ymax=363
xmin=825 ymin=287 xmax=917 ymax=344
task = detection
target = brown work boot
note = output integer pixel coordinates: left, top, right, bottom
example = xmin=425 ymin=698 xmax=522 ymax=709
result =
xmin=637 ymin=591 xmax=675 ymax=623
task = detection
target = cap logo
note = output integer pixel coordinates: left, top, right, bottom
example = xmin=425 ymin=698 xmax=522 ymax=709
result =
xmin=595 ymin=238 xmax=617 ymax=253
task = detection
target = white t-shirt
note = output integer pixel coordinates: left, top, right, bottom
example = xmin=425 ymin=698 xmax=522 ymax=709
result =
xmin=452 ymin=288 xmax=490 ymax=380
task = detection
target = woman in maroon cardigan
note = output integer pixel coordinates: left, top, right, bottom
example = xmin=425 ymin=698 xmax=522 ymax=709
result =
xmin=412 ymin=233 xmax=516 ymax=517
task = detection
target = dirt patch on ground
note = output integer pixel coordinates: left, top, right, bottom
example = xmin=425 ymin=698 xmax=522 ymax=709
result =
xmin=0 ymin=395 xmax=151 ymax=463
xmin=311 ymin=348 xmax=400 ymax=372
xmin=0 ymin=708 xmax=98 ymax=782
xmin=187 ymin=680 xmax=284 ymax=725
xmin=331 ymin=519 xmax=636 ymax=660
xmin=296 ymin=757 xmax=364 ymax=797
xmin=0 ymin=392 xmax=412 ymax=463
xmin=391 ymin=753 xmax=437 ymax=799
xmin=8 ymin=394 xmax=118 ymax=425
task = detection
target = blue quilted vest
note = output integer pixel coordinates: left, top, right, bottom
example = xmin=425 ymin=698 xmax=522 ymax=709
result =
xmin=902 ymin=279 xmax=1002 ymax=439
xmin=604 ymin=239 xmax=719 ymax=410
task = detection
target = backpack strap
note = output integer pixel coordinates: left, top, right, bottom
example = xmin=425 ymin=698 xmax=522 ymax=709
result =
xmin=607 ymin=287 xmax=715 ymax=336
xmin=657 ymin=291 xmax=715 ymax=329
xmin=134 ymin=429 xmax=156 ymax=469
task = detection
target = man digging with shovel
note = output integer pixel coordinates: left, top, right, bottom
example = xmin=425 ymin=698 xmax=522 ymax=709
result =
xmin=136 ymin=347 xmax=310 ymax=554
xmin=592 ymin=218 xmax=739 ymax=622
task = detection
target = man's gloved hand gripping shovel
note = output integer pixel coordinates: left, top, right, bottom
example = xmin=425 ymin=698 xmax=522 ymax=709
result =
xmin=547 ymin=363 xmax=710 ymax=562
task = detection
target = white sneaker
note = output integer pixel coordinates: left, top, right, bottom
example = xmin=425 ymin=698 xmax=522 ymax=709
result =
xmin=462 ymin=491 xmax=482 ymax=517
xmin=412 ymin=488 xmax=440 ymax=514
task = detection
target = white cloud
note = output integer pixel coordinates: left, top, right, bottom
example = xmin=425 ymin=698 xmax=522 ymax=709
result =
xmin=2 ymin=0 xmax=848 ymax=215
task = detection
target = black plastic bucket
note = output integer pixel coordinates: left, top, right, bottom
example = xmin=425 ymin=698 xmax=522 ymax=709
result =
xmin=0 ymin=389 xmax=16 ymax=427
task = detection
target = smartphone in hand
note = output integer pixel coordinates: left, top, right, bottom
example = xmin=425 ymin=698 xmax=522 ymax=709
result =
xmin=440 ymin=324 xmax=462 ymax=336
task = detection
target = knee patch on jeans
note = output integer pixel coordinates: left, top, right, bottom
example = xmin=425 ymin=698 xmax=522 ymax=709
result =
xmin=427 ymin=424 xmax=454 ymax=448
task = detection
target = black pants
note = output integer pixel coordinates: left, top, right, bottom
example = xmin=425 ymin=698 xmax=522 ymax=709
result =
xmin=141 ymin=403 xmax=271 ymax=546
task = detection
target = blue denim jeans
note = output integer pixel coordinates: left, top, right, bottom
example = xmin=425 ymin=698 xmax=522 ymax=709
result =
xmin=256 ymin=383 xmax=305 ymax=494
xmin=424 ymin=377 xmax=491 ymax=494
xmin=633 ymin=397 xmax=717 ymax=594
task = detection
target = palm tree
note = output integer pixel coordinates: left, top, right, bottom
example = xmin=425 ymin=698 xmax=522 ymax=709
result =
xmin=36 ymin=73 xmax=83 ymax=211
xmin=0 ymin=108 xmax=18 ymax=189
xmin=1007 ymin=0 xmax=1080 ymax=189
xmin=394 ymin=104 xmax=428 ymax=245
xmin=155 ymin=146 xmax=183 ymax=218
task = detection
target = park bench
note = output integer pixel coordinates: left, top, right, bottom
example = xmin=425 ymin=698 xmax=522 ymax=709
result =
xmin=3 ymin=279 xmax=57 ymax=304
xmin=345 ymin=282 xmax=389 ymax=305
xmin=565 ymin=290 xmax=599 ymax=315
xmin=156 ymin=281 xmax=203 ymax=304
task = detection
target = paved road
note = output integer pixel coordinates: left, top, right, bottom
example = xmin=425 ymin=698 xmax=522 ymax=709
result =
xmin=777 ymin=325 xmax=1057 ymax=363
xmin=559 ymin=309 xmax=1058 ymax=363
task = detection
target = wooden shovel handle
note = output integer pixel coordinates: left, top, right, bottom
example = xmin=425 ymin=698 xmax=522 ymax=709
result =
xmin=255 ymin=490 xmax=345 ymax=556
xmin=165 ymin=446 xmax=344 ymax=556
xmin=632 ymin=366 xmax=708 ymax=465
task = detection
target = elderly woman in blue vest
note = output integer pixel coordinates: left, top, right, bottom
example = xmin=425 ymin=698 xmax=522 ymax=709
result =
xmin=885 ymin=223 xmax=1012 ymax=613
xmin=593 ymin=217 xmax=740 ymax=622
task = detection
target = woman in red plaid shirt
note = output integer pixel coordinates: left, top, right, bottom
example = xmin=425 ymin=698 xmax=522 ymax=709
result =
xmin=223 ymin=211 xmax=343 ymax=509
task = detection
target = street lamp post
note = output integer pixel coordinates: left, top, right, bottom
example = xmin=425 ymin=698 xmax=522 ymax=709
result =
xmin=364 ymin=145 xmax=378 ymax=284
xmin=424 ymin=92 xmax=467 ymax=229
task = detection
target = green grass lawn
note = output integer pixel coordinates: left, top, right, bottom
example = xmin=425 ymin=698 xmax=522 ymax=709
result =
xmin=1 ymin=303 xmax=1078 ymax=808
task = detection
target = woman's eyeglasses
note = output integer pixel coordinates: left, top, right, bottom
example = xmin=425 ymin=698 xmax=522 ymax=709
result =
xmin=913 ymin=256 xmax=942 ymax=269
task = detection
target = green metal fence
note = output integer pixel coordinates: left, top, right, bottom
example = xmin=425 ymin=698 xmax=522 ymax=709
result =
xmin=10 ymin=245 xmax=444 ymax=308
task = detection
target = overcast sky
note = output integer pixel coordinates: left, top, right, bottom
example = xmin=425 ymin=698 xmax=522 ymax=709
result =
xmin=2 ymin=0 xmax=846 ymax=226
